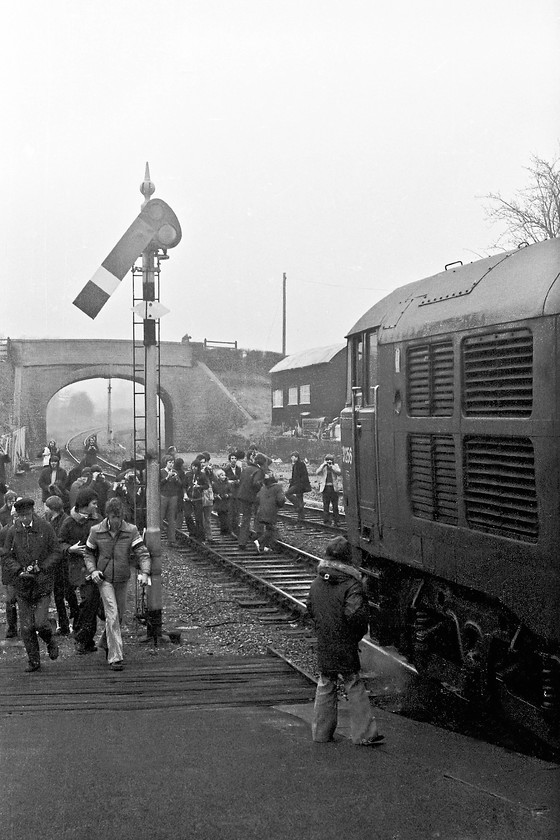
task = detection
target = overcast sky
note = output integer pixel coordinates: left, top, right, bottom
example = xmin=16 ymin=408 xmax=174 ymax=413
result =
xmin=2 ymin=0 xmax=559 ymax=356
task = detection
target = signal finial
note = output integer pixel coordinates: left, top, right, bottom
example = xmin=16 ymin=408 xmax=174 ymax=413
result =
xmin=140 ymin=162 xmax=156 ymax=207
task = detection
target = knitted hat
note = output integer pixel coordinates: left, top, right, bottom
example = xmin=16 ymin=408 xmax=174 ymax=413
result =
xmin=325 ymin=536 xmax=353 ymax=565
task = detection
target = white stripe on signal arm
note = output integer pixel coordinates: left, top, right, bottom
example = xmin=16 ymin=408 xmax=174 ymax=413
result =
xmin=90 ymin=266 xmax=121 ymax=296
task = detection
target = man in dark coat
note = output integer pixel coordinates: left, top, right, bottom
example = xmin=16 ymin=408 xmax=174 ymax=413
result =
xmin=44 ymin=495 xmax=78 ymax=635
xmin=58 ymin=487 xmax=102 ymax=654
xmin=0 ymin=490 xmax=19 ymax=638
xmin=254 ymin=472 xmax=285 ymax=552
xmin=38 ymin=454 xmax=69 ymax=509
xmin=2 ymin=497 xmax=61 ymax=672
xmin=306 ymin=536 xmax=384 ymax=746
xmin=285 ymin=451 xmax=311 ymax=527
xmin=236 ymin=453 xmax=267 ymax=549
xmin=224 ymin=451 xmax=242 ymax=535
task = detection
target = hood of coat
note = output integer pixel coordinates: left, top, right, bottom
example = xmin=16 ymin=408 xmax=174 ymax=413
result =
xmin=317 ymin=558 xmax=362 ymax=584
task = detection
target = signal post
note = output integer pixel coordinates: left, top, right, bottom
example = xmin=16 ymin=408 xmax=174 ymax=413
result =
xmin=73 ymin=164 xmax=181 ymax=643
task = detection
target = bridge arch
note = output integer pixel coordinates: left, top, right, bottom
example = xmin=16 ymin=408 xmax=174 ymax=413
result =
xmin=7 ymin=338 xmax=250 ymax=454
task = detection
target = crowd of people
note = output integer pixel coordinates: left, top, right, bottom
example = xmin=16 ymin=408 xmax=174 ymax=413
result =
xmin=0 ymin=440 xmax=150 ymax=673
xmin=0 ymin=442 xmax=382 ymax=746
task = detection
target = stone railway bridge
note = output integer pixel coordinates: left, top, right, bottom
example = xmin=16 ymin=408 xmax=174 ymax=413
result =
xmin=4 ymin=338 xmax=281 ymax=455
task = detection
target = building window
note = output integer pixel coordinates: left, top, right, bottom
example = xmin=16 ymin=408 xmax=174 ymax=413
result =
xmin=288 ymin=387 xmax=298 ymax=405
xmin=272 ymin=389 xmax=283 ymax=408
xmin=299 ymin=384 xmax=310 ymax=404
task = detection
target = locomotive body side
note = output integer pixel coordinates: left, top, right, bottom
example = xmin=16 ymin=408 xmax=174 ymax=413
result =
xmin=341 ymin=238 xmax=560 ymax=740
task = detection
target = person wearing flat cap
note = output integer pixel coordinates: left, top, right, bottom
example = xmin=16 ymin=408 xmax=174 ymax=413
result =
xmin=2 ymin=497 xmax=62 ymax=672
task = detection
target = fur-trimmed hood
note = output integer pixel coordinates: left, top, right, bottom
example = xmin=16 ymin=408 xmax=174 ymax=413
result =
xmin=317 ymin=558 xmax=362 ymax=584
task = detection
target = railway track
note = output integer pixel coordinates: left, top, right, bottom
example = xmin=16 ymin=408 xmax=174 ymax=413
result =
xmin=277 ymin=501 xmax=346 ymax=533
xmin=65 ymin=430 xmax=119 ymax=478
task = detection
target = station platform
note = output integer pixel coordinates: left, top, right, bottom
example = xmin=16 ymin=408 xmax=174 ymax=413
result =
xmin=0 ymin=652 xmax=558 ymax=840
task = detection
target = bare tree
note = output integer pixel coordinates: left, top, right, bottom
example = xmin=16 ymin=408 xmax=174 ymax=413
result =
xmin=483 ymin=153 xmax=560 ymax=249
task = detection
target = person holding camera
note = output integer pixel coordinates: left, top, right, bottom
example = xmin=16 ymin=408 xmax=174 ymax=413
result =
xmin=160 ymin=455 xmax=181 ymax=547
xmin=315 ymin=454 xmax=342 ymax=526
xmin=2 ymin=497 xmax=61 ymax=672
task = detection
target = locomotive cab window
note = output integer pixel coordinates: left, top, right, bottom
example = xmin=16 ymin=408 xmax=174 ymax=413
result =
xmin=365 ymin=330 xmax=378 ymax=405
xmin=348 ymin=335 xmax=364 ymax=406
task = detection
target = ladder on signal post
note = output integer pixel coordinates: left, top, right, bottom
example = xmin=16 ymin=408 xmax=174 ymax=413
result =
xmin=131 ymin=260 xmax=162 ymax=530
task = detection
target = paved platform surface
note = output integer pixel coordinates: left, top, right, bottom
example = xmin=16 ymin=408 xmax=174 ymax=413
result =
xmin=1 ymin=654 xmax=558 ymax=840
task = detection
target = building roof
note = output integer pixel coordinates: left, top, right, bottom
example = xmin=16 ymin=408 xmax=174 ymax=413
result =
xmin=269 ymin=343 xmax=346 ymax=373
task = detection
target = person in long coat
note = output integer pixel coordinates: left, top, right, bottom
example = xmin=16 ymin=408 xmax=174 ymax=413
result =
xmin=285 ymin=451 xmax=311 ymax=527
xmin=306 ymin=536 xmax=384 ymax=746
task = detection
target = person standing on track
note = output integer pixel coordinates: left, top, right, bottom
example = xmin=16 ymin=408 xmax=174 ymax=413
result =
xmin=306 ymin=536 xmax=384 ymax=746
xmin=236 ymin=452 xmax=267 ymax=549
xmin=285 ymin=451 xmax=311 ymax=528
xmin=2 ymin=497 xmax=61 ymax=672
xmin=85 ymin=496 xmax=151 ymax=671
xmin=254 ymin=471 xmax=285 ymax=553
xmin=224 ymin=451 xmax=242 ymax=535
xmin=160 ymin=455 xmax=181 ymax=547
xmin=315 ymin=454 xmax=342 ymax=526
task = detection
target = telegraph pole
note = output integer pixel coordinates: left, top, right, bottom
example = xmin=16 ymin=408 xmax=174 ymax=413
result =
xmin=107 ymin=378 xmax=112 ymax=445
xmin=282 ymin=272 xmax=287 ymax=356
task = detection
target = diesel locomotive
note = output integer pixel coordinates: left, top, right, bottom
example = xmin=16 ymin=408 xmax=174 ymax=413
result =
xmin=341 ymin=237 xmax=560 ymax=742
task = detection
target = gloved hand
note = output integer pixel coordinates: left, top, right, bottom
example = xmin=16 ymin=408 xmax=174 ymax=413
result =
xmin=137 ymin=573 xmax=150 ymax=586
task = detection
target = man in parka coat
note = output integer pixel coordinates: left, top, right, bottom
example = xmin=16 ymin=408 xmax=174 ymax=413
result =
xmin=306 ymin=536 xmax=384 ymax=746
xmin=2 ymin=497 xmax=61 ymax=672
xmin=85 ymin=496 xmax=151 ymax=671
xmin=254 ymin=472 xmax=285 ymax=552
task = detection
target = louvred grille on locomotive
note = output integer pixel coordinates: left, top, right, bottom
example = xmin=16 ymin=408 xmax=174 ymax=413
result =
xmin=464 ymin=437 xmax=538 ymax=542
xmin=409 ymin=434 xmax=458 ymax=524
xmin=407 ymin=341 xmax=454 ymax=416
xmin=462 ymin=329 xmax=533 ymax=416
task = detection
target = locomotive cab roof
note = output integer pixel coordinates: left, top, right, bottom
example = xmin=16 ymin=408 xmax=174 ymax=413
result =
xmin=348 ymin=237 xmax=560 ymax=343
